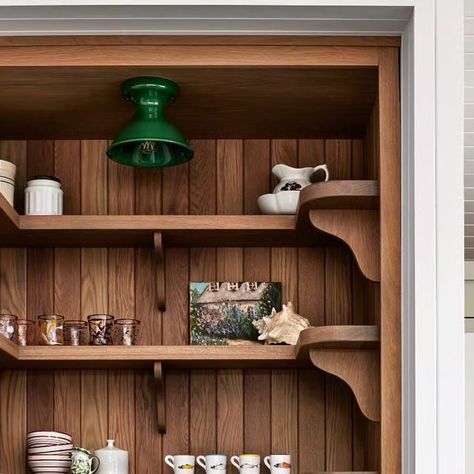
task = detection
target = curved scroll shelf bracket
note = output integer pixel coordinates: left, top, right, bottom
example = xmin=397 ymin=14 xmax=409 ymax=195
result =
xmin=309 ymin=348 xmax=380 ymax=422
xmin=309 ymin=209 xmax=380 ymax=282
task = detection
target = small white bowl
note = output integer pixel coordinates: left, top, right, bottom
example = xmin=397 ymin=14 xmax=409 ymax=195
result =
xmin=257 ymin=191 xmax=299 ymax=215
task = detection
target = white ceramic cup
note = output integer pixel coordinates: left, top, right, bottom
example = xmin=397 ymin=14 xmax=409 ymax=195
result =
xmin=197 ymin=454 xmax=227 ymax=474
xmin=263 ymin=455 xmax=291 ymax=474
xmin=231 ymin=454 xmax=260 ymax=474
xmin=165 ymin=455 xmax=196 ymax=474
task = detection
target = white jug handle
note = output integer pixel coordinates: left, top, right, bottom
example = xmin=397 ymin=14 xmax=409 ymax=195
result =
xmin=197 ymin=456 xmax=207 ymax=470
xmin=165 ymin=455 xmax=175 ymax=470
xmin=264 ymin=456 xmax=271 ymax=470
xmin=313 ymin=164 xmax=329 ymax=182
xmin=231 ymin=456 xmax=240 ymax=470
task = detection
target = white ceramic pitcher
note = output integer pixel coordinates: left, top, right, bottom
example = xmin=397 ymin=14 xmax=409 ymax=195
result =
xmin=271 ymin=164 xmax=329 ymax=193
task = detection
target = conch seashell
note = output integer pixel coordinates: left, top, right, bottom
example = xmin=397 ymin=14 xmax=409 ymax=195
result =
xmin=253 ymin=301 xmax=310 ymax=345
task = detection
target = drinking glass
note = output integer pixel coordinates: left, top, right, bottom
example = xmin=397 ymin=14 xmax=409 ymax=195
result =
xmin=114 ymin=319 xmax=140 ymax=345
xmin=37 ymin=314 xmax=64 ymax=345
xmin=0 ymin=314 xmax=17 ymax=341
xmin=64 ymin=320 xmax=88 ymax=346
xmin=16 ymin=319 xmax=34 ymax=346
xmin=87 ymin=314 xmax=114 ymax=345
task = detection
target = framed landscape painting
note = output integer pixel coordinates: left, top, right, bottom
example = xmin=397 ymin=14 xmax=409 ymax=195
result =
xmin=190 ymin=281 xmax=282 ymax=345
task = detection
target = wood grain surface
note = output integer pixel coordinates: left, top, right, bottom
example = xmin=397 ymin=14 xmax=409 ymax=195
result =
xmin=378 ymin=47 xmax=401 ymax=474
xmin=0 ymin=137 xmax=382 ymax=473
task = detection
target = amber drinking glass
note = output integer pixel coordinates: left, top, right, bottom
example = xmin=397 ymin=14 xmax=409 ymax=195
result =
xmin=16 ymin=319 xmax=34 ymax=346
xmin=37 ymin=314 xmax=64 ymax=346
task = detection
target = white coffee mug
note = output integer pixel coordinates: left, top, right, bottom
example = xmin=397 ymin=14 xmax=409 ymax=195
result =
xmin=231 ymin=454 xmax=260 ymax=474
xmin=197 ymin=454 xmax=227 ymax=474
xmin=263 ymin=455 xmax=291 ymax=474
xmin=165 ymin=455 xmax=196 ymax=474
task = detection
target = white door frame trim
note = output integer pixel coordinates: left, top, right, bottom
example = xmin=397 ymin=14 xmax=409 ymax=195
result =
xmin=0 ymin=2 xmax=464 ymax=473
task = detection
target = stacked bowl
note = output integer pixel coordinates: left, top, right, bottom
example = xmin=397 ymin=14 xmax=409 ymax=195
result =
xmin=27 ymin=431 xmax=72 ymax=473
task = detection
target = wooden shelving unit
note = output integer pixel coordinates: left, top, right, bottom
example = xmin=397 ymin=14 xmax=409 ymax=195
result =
xmin=0 ymin=35 xmax=400 ymax=474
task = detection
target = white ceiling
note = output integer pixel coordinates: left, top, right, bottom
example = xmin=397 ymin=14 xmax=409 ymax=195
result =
xmin=466 ymin=0 xmax=474 ymax=259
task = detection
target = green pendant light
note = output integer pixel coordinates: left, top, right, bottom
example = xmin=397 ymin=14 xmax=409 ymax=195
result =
xmin=107 ymin=77 xmax=194 ymax=168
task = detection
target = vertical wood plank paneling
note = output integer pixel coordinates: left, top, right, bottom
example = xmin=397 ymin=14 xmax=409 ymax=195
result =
xmin=270 ymin=139 xmax=298 ymax=472
xmin=54 ymin=140 xmax=82 ymax=444
xmin=324 ymin=140 xmax=353 ymax=471
xmin=216 ymin=140 xmax=244 ymax=457
xmin=190 ymin=140 xmax=217 ymax=456
xmin=0 ymin=137 xmax=27 ymax=474
xmin=297 ymin=139 xmax=326 ymax=473
xmin=108 ymin=157 xmax=136 ymax=472
xmin=243 ymin=140 xmax=272 ymax=457
xmin=135 ymin=152 xmax=162 ymax=474
xmin=81 ymin=140 xmax=108 ymax=452
xmin=26 ymin=141 xmax=55 ymax=433
xmin=0 ymin=127 xmax=384 ymax=472
xmin=162 ymin=148 xmax=190 ymax=469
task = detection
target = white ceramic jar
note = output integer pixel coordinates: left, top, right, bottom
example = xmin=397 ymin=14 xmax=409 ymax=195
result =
xmin=25 ymin=176 xmax=63 ymax=215
xmin=94 ymin=439 xmax=129 ymax=474
xmin=0 ymin=159 xmax=16 ymax=206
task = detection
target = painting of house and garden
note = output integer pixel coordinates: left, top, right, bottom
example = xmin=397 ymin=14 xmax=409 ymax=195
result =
xmin=190 ymin=281 xmax=282 ymax=345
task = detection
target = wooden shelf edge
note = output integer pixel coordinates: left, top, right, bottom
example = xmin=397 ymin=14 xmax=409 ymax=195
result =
xmin=297 ymin=180 xmax=379 ymax=220
xmin=0 ymin=325 xmax=379 ymax=370
xmin=295 ymin=325 xmax=379 ymax=359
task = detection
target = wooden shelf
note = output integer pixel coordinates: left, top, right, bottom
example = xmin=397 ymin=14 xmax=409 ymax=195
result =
xmin=0 ymin=325 xmax=379 ymax=370
xmin=0 ymin=326 xmax=380 ymax=433
xmin=0 ymin=180 xmax=378 ymax=248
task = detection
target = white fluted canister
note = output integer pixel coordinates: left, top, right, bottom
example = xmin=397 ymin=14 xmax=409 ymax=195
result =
xmin=25 ymin=176 xmax=63 ymax=215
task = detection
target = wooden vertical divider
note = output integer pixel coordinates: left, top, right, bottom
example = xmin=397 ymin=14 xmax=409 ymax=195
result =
xmin=108 ymin=157 xmax=136 ymax=472
xmin=243 ymin=139 xmax=271 ymax=457
xmin=324 ymin=140 xmax=353 ymax=471
xmin=378 ymin=46 xmax=401 ymax=474
xmin=189 ymin=139 xmax=218 ymax=456
xmin=135 ymin=159 xmax=163 ymax=474
xmin=162 ymin=155 xmax=190 ymax=466
xmin=26 ymin=141 xmax=55 ymax=434
xmin=53 ymin=140 xmax=82 ymax=445
xmin=297 ymin=139 xmax=326 ymax=472
xmin=80 ymin=140 xmax=109 ymax=452
xmin=216 ymin=140 xmax=244 ymax=457
xmin=0 ymin=139 xmax=27 ymax=474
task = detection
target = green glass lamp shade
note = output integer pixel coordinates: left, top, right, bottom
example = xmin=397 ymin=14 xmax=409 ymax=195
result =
xmin=107 ymin=77 xmax=194 ymax=168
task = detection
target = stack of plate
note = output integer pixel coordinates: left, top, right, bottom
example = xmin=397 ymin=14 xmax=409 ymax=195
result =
xmin=27 ymin=431 xmax=72 ymax=473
